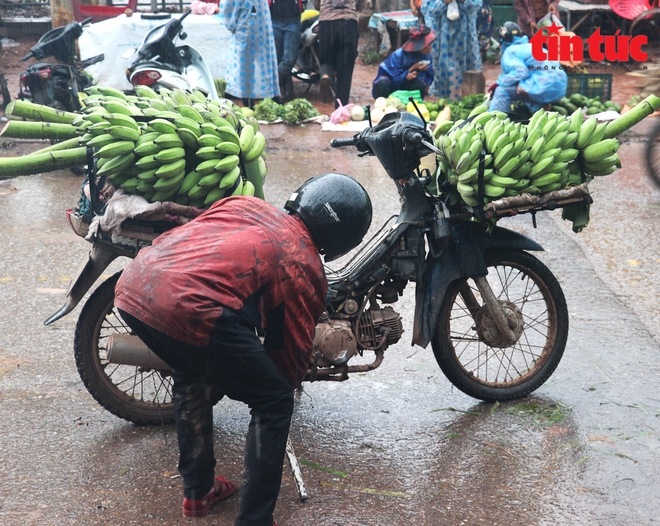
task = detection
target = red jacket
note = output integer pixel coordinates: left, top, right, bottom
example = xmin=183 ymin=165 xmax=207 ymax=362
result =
xmin=114 ymin=196 xmax=327 ymax=387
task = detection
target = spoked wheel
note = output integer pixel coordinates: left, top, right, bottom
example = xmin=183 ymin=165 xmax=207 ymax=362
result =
xmin=0 ymin=73 xmax=10 ymax=110
xmin=645 ymin=118 xmax=660 ymax=190
xmin=432 ymin=250 xmax=569 ymax=401
xmin=74 ymin=273 xmax=175 ymax=425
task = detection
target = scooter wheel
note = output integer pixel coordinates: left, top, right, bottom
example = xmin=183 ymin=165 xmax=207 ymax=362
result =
xmin=74 ymin=272 xmax=176 ymax=425
xmin=432 ymin=249 xmax=569 ymax=402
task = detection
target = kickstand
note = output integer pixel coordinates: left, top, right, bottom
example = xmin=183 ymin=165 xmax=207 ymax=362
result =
xmin=286 ymin=436 xmax=308 ymax=502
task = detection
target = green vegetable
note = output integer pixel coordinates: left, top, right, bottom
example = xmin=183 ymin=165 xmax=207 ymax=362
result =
xmin=281 ymin=98 xmax=320 ymax=125
xmin=448 ymin=93 xmax=486 ymax=121
xmin=254 ymin=98 xmax=281 ymax=123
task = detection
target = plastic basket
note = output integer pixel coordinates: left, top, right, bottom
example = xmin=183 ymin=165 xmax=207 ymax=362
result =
xmin=492 ymin=5 xmax=518 ymax=29
xmin=566 ymin=73 xmax=612 ymax=101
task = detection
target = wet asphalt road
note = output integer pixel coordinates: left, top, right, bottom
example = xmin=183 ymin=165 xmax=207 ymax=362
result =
xmin=1 ymin=122 xmax=660 ymax=526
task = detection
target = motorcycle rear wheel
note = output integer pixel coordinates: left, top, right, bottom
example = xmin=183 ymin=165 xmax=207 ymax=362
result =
xmin=74 ymin=273 xmax=176 ymax=425
xmin=645 ymin=118 xmax=660 ymax=190
xmin=432 ymin=250 xmax=568 ymax=402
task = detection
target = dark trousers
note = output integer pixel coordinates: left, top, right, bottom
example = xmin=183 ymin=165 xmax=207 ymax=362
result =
xmin=119 ymin=309 xmax=294 ymax=526
xmin=372 ymin=76 xmax=429 ymax=100
xmin=317 ymin=18 xmax=359 ymax=107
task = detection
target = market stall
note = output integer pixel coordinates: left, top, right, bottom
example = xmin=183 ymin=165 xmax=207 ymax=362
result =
xmin=78 ymin=13 xmax=231 ymax=90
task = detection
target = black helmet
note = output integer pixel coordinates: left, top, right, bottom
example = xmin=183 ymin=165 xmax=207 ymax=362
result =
xmin=285 ymin=173 xmax=372 ymax=262
xmin=497 ymin=21 xmax=521 ymax=43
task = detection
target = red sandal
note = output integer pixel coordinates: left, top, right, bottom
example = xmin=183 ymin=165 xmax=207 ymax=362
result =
xmin=182 ymin=475 xmax=237 ymax=518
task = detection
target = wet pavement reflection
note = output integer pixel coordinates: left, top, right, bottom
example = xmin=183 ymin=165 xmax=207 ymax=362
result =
xmin=1 ymin=126 xmax=659 ymax=525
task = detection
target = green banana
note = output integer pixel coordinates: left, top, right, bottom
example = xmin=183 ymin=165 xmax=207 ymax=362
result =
xmin=104 ymin=113 xmax=140 ymax=130
xmin=153 ymin=168 xmax=186 ymax=192
xmin=218 ymin=166 xmax=241 ymax=190
xmin=203 ymin=186 xmax=227 ymax=206
xmin=154 ymin=146 xmax=186 ymax=163
xmin=96 ymin=140 xmax=136 ymax=159
xmin=582 ymin=138 xmax=620 ymax=163
xmin=198 ymin=170 xmax=225 ymax=189
xmin=576 ymin=117 xmax=598 ymax=149
xmin=197 ymin=134 xmax=223 ymax=148
xmin=215 ymin=154 xmax=240 ymax=173
xmin=528 ymin=156 xmax=555 ymax=179
xmin=196 ymin=146 xmax=227 ymax=160
xmin=239 ymin=125 xmax=255 ymax=154
xmin=243 ymin=132 xmax=266 ymax=162
xmin=215 ymin=141 xmax=241 ymax=155
xmin=155 ymin=158 xmax=187 ymax=179
xmin=177 ymin=127 xmax=202 ymax=148
xmin=135 ymin=155 xmax=162 ymax=170
xmin=586 ymin=122 xmax=608 ymax=147
xmin=97 ymin=152 xmax=136 ymax=177
xmin=134 ymin=140 xmax=162 ymax=156
xmin=180 ymin=170 xmax=205 ymax=195
xmin=489 ymin=174 xmax=518 ymax=188
xmin=483 ymin=183 xmax=506 ymax=198
xmin=154 ymin=133 xmax=184 ymax=149
xmin=148 ymin=118 xmax=177 ymax=135
xmin=196 ymin=158 xmax=222 ymax=176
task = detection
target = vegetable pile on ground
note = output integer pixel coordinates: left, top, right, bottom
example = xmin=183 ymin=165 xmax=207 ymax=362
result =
xmin=432 ymin=94 xmax=660 ymax=231
xmin=253 ymin=97 xmax=320 ymax=125
xmin=0 ymin=86 xmax=268 ymax=207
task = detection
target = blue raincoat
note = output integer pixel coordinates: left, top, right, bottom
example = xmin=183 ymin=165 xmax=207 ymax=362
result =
xmin=221 ymin=0 xmax=280 ymax=99
xmin=421 ymin=0 xmax=483 ymax=101
xmin=496 ymin=35 xmax=567 ymax=105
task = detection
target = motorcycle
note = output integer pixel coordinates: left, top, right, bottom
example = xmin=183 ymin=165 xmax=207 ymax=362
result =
xmin=125 ymin=9 xmax=219 ymax=100
xmin=18 ymin=17 xmax=104 ymax=112
xmin=291 ymin=10 xmax=336 ymax=99
xmin=45 ymin=108 xmax=575 ymax=426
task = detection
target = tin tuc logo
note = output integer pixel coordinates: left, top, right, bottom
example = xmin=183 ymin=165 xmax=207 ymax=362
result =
xmin=530 ymin=22 xmax=648 ymax=63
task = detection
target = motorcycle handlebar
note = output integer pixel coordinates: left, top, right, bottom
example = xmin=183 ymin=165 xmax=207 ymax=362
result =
xmin=330 ymin=137 xmax=358 ymax=148
xmin=22 ymin=51 xmax=35 ymax=61
xmin=81 ymin=17 xmax=93 ymax=25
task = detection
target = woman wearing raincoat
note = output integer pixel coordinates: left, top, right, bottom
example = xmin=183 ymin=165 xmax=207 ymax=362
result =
xmin=488 ymin=21 xmax=567 ymax=113
xmin=420 ymin=0 xmax=483 ymax=101
xmin=221 ymin=0 xmax=281 ymax=107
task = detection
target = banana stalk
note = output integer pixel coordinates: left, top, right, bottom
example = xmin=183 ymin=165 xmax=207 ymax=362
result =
xmin=243 ymin=159 xmax=265 ymax=200
xmin=0 ymin=120 xmax=78 ymax=141
xmin=25 ymin=137 xmax=82 ymax=156
xmin=604 ymin=94 xmax=660 ymax=139
xmin=5 ymin=100 xmax=78 ymax=124
xmin=0 ymin=147 xmax=87 ymax=179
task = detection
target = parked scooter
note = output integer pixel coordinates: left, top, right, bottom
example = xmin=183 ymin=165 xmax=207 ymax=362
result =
xmin=18 ymin=17 xmax=104 ymax=112
xmin=292 ymin=10 xmax=336 ymax=98
xmin=125 ymin=9 xmax=219 ymax=100
xmin=45 ymin=107 xmax=574 ymax=426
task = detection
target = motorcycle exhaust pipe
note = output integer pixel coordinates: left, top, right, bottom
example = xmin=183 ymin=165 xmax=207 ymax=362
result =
xmin=106 ymin=334 xmax=173 ymax=371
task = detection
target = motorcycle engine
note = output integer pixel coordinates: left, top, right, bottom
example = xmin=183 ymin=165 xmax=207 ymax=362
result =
xmin=313 ymin=307 xmax=403 ymax=367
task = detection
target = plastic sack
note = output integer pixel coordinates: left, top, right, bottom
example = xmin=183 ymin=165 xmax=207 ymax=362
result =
xmin=447 ymin=0 xmax=460 ymax=21
xmin=330 ymin=100 xmax=355 ymax=124
xmin=500 ymin=41 xmax=568 ymax=104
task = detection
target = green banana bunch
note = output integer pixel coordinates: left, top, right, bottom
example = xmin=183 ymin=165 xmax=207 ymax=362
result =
xmin=434 ymin=105 xmax=625 ymax=210
xmin=76 ymin=86 xmax=269 ymax=207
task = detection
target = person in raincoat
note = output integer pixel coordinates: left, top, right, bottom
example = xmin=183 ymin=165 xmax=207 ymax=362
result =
xmin=221 ymin=0 xmax=281 ymax=108
xmin=421 ymin=0 xmax=483 ymax=102
xmin=514 ymin=0 xmax=559 ymax=37
xmin=371 ymin=25 xmax=436 ymax=99
xmin=487 ymin=21 xmax=567 ymax=113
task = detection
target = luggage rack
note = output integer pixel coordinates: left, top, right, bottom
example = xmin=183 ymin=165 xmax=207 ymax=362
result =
xmin=449 ymin=184 xmax=593 ymax=225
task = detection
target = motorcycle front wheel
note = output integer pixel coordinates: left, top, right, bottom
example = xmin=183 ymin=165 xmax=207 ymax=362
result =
xmin=432 ymin=250 xmax=569 ymax=402
xmin=74 ymin=273 xmax=176 ymax=425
